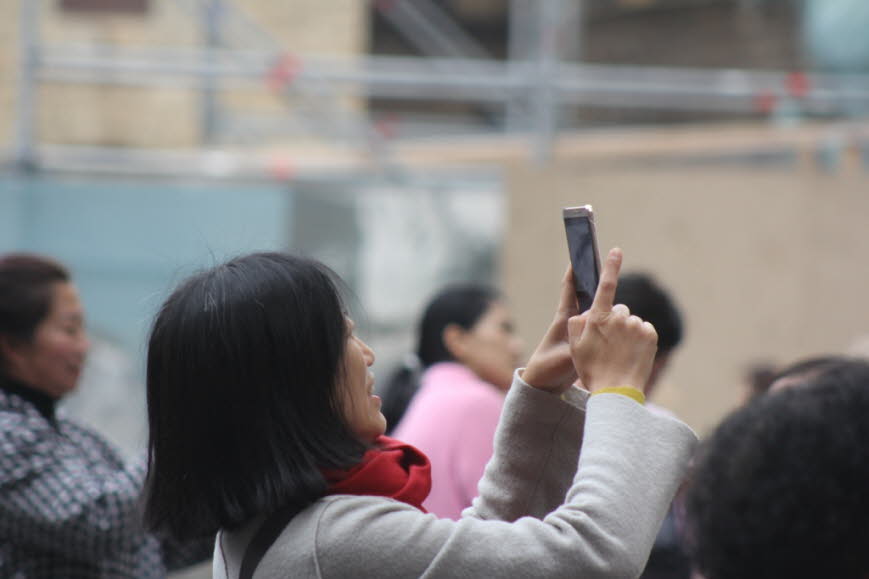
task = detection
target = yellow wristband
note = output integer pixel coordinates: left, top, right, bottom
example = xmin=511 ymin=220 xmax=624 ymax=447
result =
xmin=591 ymin=386 xmax=646 ymax=405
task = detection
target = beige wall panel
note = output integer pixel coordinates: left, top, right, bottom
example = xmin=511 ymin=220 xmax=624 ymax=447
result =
xmin=39 ymin=84 xmax=199 ymax=147
xmin=241 ymin=0 xmax=367 ymax=54
xmin=506 ymin=163 xmax=869 ymax=435
xmin=3 ymin=0 xmax=367 ymax=148
xmin=12 ymin=0 xmax=198 ymax=148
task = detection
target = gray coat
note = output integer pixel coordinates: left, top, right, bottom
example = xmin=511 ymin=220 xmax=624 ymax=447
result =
xmin=215 ymin=373 xmax=697 ymax=579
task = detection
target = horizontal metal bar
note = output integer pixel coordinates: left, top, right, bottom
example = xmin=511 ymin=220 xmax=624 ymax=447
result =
xmin=36 ymin=46 xmax=869 ymax=111
xmin=0 ymin=143 xmax=502 ymax=184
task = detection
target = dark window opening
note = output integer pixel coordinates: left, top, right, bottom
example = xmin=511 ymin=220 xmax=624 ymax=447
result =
xmin=61 ymin=0 xmax=149 ymax=14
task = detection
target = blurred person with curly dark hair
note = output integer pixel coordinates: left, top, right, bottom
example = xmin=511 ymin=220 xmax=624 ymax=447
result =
xmin=766 ymin=354 xmax=853 ymax=393
xmin=686 ymin=358 xmax=869 ymax=579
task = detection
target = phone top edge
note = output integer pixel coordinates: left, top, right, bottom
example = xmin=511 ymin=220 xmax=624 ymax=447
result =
xmin=562 ymin=205 xmax=594 ymax=218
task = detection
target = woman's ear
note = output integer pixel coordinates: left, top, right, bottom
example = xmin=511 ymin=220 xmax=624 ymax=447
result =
xmin=0 ymin=335 xmax=15 ymax=359
xmin=0 ymin=335 xmax=26 ymax=370
xmin=441 ymin=323 xmax=468 ymax=362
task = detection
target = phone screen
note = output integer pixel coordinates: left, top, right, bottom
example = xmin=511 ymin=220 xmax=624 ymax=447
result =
xmin=563 ymin=207 xmax=601 ymax=313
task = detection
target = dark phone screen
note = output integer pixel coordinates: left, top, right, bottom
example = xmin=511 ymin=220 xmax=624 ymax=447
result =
xmin=564 ymin=215 xmax=600 ymax=313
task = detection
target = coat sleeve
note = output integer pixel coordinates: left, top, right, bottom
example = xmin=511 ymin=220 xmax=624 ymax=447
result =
xmin=0 ymin=413 xmax=146 ymax=560
xmin=463 ymin=371 xmax=589 ymax=521
xmin=311 ymin=376 xmax=698 ymax=579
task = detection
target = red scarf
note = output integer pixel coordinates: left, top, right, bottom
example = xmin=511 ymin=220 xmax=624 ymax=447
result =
xmin=323 ymin=436 xmax=432 ymax=512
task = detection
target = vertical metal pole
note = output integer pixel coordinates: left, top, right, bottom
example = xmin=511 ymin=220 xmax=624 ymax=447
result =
xmin=507 ymin=0 xmax=535 ymax=133
xmin=532 ymin=0 xmax=562 ymax=163
xmin=201 ymin=0 xmax=222 ymax=144
xmin=16 ymin=0 xmax=39 ymax=170
xmin=562 ymin=0 xmax=583 ymax=64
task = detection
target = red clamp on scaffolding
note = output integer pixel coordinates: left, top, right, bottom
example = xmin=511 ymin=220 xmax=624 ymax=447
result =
xmin=375 ymin=0 xmax=399 ymax=13
xmin=267 ymin=155 xmax=296 ymax=182
xmin=267 ymin=53 xmax=302 ymax=93
xmin=785 ymin=72 xmax=811 ymax=99
xmin=373 ymin=114 xmax=400 ymax=140
xmin=753 ymin=90 xmax=777 ymax=115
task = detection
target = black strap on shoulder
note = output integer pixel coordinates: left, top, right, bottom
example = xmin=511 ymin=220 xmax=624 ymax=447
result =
xmin=239 ymin=502 xmax=307 ymax=579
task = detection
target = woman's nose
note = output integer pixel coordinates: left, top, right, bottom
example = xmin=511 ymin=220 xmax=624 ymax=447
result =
xmin=78 ymin=332 xmax=91 ymax=356
xmin=360 ymin=338 xmax=376 ymax=366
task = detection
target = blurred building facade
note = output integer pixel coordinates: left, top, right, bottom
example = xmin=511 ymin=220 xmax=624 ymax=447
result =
xmin=5 ymin=0 xmax=869 ymax=158
xmin=1 ymin=0 xmax=366 ymax=149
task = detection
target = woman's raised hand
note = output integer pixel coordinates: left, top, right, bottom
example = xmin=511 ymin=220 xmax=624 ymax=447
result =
xmin=568 ymin=248 xmax=658 ymax=393
xmin=522 ymin=248 xmax=658 ymax=395
xmin=521 ymin=259 xmax=587 ymax=395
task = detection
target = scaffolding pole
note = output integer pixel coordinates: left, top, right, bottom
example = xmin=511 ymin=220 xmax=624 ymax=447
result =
xmin=201 ymin=0 xmax=223 ymax=144
xmin=532 ymin=0 xmax=563 ymax=162
xmin=32 ymin=45 xmax=869 ymax=113
xmin=507 ymin=0 xmax=535 ymax=132
xmin=172 ymin=0 xmax=281 ymax=51
xmin=15 ymin=0 xmax=39 ymax=169
xmin=374 ymin=0 xmax=491 ymax=60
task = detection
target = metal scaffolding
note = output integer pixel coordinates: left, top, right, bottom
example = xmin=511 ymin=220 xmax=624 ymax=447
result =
xmin=9 ymin=0 xmax=869 ymax=177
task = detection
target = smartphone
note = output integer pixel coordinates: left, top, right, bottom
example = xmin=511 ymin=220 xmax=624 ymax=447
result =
xmin=563 ymin=205 xmax=601 ymax=313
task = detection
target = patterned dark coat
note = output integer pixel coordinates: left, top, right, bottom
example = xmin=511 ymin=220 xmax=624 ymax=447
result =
xmin=0 ymin=376 xmax=210 ymax=577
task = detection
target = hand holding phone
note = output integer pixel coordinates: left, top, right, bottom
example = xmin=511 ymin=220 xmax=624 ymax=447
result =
xmin=563 ymin=205 xmax=602 ymax=313
xmin=567 ymin=247 xmax=659 ymax=393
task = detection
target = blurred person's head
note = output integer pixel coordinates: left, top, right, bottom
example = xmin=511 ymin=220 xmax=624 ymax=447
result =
xmin=686 ymin=358 xmax=869 ymax=579
xmin=417 ymin=284 xmax=522 ymax=391
xmin=145 ymin=252 xmax=382 ymax=540
xmin=613 ymin=272 xmax=683 ymax=396
xmin=0 ymin=253 xmax=89 ymax=398
xmin=380 ymin=283 xmax=519 ymax=431
xmin=767 ymin=355 xmax=852 ymax=393
xmin=739 ymin=361 xmax=778 ymax=404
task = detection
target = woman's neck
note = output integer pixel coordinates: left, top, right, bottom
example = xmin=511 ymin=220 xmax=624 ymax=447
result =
xmin=0 ymin=372 xmax=58 ymax=425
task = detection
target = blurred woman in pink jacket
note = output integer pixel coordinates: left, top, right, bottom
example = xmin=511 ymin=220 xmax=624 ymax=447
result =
xmin=387 ymin=284 xmax=523 ymax=519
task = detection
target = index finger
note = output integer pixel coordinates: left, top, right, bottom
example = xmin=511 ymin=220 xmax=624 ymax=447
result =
xmin=590 ymin=247 xmax=623 ymax=313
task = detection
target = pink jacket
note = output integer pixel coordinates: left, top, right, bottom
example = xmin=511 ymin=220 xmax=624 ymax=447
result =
xmin=392 ymin=362 xmax=505 ymax=519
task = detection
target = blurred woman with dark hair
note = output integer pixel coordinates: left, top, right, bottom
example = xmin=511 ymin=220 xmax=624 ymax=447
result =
xmin=144 ymin=248 xmax=697 ymax=579
xmin=385 ymin=284 xmax=523 ymax=518
xmin=0 ymin=253 xmax=209 ymax=577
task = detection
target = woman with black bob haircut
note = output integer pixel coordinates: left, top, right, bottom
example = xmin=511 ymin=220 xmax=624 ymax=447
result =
xmin=145 ymin=253 xmax=362 ymax=537
xmin=145 ymin=249 xmax=697 ymax=579
xmin=686 ymin=358 xmax=869 ymax=579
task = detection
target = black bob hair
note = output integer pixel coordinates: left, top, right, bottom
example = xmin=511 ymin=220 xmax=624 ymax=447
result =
xmin=144 ymin=252 xmax=367 ymax=541
xmin=686 ymin=358 xmax=869 ymax=579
